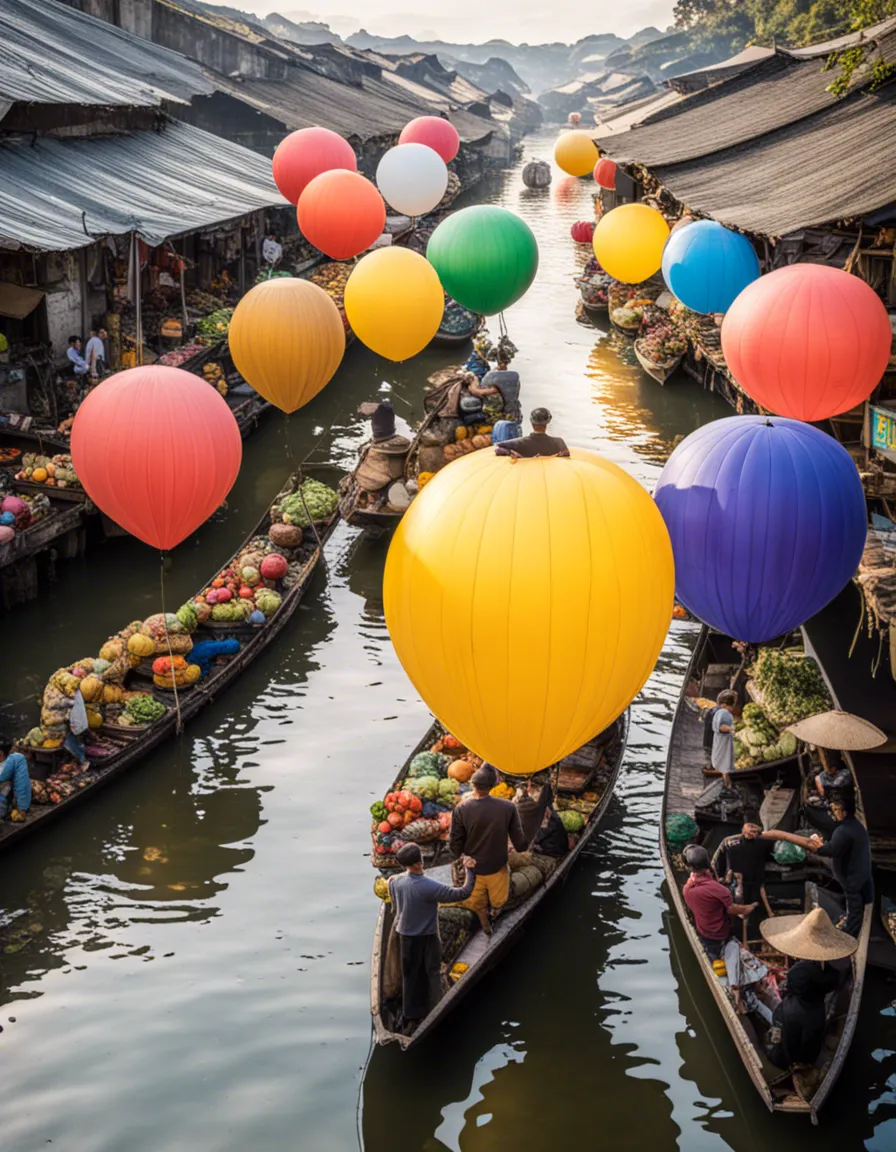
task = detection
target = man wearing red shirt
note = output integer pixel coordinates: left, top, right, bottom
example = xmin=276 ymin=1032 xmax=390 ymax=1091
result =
xmin=683 ymin=845 xmax=757 ymax=1013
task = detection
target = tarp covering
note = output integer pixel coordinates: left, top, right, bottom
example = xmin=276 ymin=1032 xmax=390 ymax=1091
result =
xmin=0 ymin=120 xmax=287 ymax=252
xmin=0 ymin=0 xmax=213 ymax=107
xmin=0 ymin=282 xmax=44 ymax=319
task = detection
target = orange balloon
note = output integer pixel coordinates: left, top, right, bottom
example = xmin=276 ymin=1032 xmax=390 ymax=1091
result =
xmin=228 ymin=278 xmax=346 ymax=414
xmin=297 ymin=170 xmax=386 ymax=260
xmin=71 ymin=367 xmax=242 ymax=550
xmin=272 ymin=126 xmax=357 ymax=205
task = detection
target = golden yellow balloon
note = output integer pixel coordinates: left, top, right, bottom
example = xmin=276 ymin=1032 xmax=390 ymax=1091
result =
xmin=383 ymin=448 xmax=674 ymax=775
xmin=345 ymin=247 xmax=443 ymax=361
xmin=593 ymin=202 xmax=670 ymax=284
xmin=553 ymin=130 xmax=599 ymax=177
xmin=228 ymin=278 xmax=345 ymax=414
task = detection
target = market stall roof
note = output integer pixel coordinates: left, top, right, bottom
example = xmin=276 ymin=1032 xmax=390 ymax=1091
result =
xmin=0 ymin=282 xmax=44 ymax=319
xmin=667 ymin=44 xmax=775 ymax=93
xmin=0 ymin=0 xmax=213 ymax=108
xmin=650 ymin=83 xmax=896 ymax=236
xmin=0 ymin=120 xmax=287 ymax=252
xmin=591 ymin=88 xmax=683 ymax=135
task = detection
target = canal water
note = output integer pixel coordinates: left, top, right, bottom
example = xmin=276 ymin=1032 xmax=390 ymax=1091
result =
xmin=2 ymin=131 xmax=895 ymax=1152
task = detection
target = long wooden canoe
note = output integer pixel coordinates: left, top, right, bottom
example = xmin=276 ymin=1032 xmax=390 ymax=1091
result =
xmin=1 ymin=463 xmax=344 ymax=854
xmin=370 ymin=710 xmax=629 ymax=1049
xmin=634 ymin=338 xmax=683 ymax=386
xmin=661 ymin=625 xmax=870 ymax=1122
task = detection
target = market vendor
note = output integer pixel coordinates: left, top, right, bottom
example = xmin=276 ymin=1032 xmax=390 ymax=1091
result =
xmin=84 ymin=328 xmax=108 ymax=380
xmin=66 ymin=336 xmax=89 ymax=379
xmin=514 ymin=775 xmax=553 ymax=848
xmin=0 ymin=740 xmax=31 ymax=819
xmin=494 ymin=408 xmax=569 ymax=459
xmin=468 ymin=351 xmax=522 ymax=424
xmin=808 ymin=789 xmax=873 ymax=938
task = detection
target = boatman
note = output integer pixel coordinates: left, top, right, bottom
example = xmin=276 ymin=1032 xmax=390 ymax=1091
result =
xmin=808 ymin=788 xmax=873 ymax=938
xmin=388 ymin=844 xmax=477 ymax=1032
xmin=493 ymin=407 xmax=569 ymax=459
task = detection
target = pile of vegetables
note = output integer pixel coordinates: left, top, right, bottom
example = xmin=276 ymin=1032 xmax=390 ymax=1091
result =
xmin=271 ymin=478 xmax=338 ymax=528
xmin=202 ymin=361 xmax=227 ymax=396
xmin=152 ymin=655 xmax=202 ymax=690
xmin=734 ymin=702 xmax=798 ymax=770
xmin=637 ymin=322 xmax=686 ymax=365
xmin=308 ymin=263 xmax=351 ymax=336
xmin=443 ymin=430 xmax=493 ymax=464
xmin=139 ymin=613 xmax=193 ymax=656
xmin=122 ymin=694 xmax=167 ymax=726
xmin=750 ymin=647 xmax=832 ymax=727
xmin=195 ymin=538 xmax=288 ymax=622
xmin=15 ymin=453 xmax=80 ymax=489
xmin=196 ymin=308 xmax=234 ymax=339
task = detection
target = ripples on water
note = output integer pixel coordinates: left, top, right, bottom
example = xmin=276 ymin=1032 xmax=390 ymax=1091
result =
xmin=2 ymin=131 xmax=896 ymax=1151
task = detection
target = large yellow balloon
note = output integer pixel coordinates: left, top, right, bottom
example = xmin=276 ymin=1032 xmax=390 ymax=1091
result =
xmin=593 ymin=202 xmax=670 ymax=284
xmin=554 ymin=130 xmax=599 ymax=177
xmin=384 ymin=448 xmax=674 ymax=775
xmin=228 ymin=278 xmax=345 ymax=413
xmin=345 ymin=247 xmax=443 ymax=361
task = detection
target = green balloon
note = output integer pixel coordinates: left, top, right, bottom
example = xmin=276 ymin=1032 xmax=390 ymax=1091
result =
xmin=426 ymin=206 xmax=539 ymax=315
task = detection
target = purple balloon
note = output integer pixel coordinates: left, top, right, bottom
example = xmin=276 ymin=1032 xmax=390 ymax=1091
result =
xmin=654 ymin=416 xmax=866 ymax=642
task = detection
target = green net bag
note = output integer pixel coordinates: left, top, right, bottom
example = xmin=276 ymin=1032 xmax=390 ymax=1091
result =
xmin=773 ymin=839 xmax=807 ymax=865
xmin=666 ymin=813 xmax=699 ymax=845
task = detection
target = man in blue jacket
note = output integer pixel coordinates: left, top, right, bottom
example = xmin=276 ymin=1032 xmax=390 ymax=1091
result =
xmin=388 ymin=843 xmax=476 ymax=1029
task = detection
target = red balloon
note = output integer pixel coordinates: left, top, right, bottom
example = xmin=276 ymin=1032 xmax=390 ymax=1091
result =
xmin=399 ymin=116 xmax=460 ymax=164
xmin=721 ymin=264 xmax=893 ymax=421
xmin=71 ymin=367 xmax=242 ymax=550
xmin=593 ymin=158 xmax=617 ymax=190
xmin=570 ymin=220 xmax=595 ymax=243
xmin=297 ymin=170 xmax=386 ymax=260
xmin=272 ymin=127 xmax=357 ymax=205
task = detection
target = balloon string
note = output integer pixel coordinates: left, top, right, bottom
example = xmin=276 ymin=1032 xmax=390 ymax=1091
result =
xmin=159 ymin=553 xmax=183 ymax=735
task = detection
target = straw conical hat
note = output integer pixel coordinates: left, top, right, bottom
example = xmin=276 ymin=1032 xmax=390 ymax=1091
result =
xmin=760 ymin=907 xmax=858 ymax=961
xmin=785 ymin=710 xmax=886 ymax=751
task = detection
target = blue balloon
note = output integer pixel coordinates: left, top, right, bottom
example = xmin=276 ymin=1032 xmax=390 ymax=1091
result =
xmin=662 ymin=220 xmax=760 ymax=314
xmin=654 ymin=416 xmax=866 ymax=642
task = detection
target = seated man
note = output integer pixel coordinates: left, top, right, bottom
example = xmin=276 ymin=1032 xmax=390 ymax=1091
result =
xmin=514 ymin=775 xmax=552 ymax=849
xmin=0 ymin=741 xmax=31 ymax=820
xmin=682 ymin=844 xmax=757 ymax=1012
xmin=387 ymin=844 xmax=476 ymax=1031
xmin=494 ymin=407 xmax=570 ymax=459
xmin=532 ymin=806 xmax=569 ymax=859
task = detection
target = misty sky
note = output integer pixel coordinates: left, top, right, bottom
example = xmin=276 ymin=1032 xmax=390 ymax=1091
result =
xmin=220 ymin=0 xmax=678 ymax=43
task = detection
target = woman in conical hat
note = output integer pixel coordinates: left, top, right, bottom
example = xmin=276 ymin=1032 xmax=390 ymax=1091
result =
xmin=760 ymin=908 xmax=857 ymax=1099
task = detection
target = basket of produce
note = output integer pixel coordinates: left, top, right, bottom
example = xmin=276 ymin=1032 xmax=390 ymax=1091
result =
xmin=202 ymin=360 xmax=228 ymax=396
xmin=748 ymin=648 xmax=832 ymax=728
xmin=732 ymin=702 xmax=799 ymax=772
xmin=14 ymin=453 xmax=83 ymax=499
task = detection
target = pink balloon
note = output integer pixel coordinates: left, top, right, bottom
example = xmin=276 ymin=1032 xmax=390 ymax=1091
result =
xmin=398 ymin=116 xmax=460 ymax=164
xmin=71 ymin=366 xmax=242 ymax=550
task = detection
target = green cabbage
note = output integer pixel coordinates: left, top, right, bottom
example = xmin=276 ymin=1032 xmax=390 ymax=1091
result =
xmin=558 ymin=810 xmax=585 ymax=833
xmin=408 ymin=751 xmax=448 ymax=778
xmin=778 ymin=731 xmax=798 ymax=757
xmin=254 ymin=590 xmax=282 ymax=617
xmin=438 ymin=778 xmax=459 ymax=800
xmin=405 ymin=774 xmax=440 ymax=800
xmin=278 ymin=479 xmax=338 ymax=527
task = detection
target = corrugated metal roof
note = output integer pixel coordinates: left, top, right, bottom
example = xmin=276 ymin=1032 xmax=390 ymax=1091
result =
xmin=652 ymin=85 xmax=896 ymax=236
xmin=0 ymin=119 xmax=287 ymax=251
xmin=0 ymin=0 xmax=213 ymax=107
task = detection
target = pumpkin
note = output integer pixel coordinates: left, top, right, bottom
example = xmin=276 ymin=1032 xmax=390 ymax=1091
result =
xmin=447 ymin=759 xmax=475 ymax=783
xmin=417 ymin=472 xmax=434 ymax=488
xmin=153 ymin=655 xmax=187 ymax=675
xmin=86 ymin=707 xmax=103 ymax=730
xmin=99 ymin=639 xmax=123 ymax=662
xmin=268 ymin=522 xmax=303 ymax=549
xmin=260 ymin=553 xmax=288 ymax=581
xmin=183 ymin=664 xmax=201 ymax=684
xmin=103 ymin=684 xmax=124 ymax=704
xmin=238 ymin=586 xmax=255 ymax=599
xmin=455 ymin=426 xmax=468 ymax=441
xmin=127 ymin=633 xmax=155 ymax=658
xmin=32 ymin=467 xmax=48 ymax=482
xmin=476 ymin=425 xmax=493 ymax=436
xmin=79 ymin=675 xmax=104 ymax=703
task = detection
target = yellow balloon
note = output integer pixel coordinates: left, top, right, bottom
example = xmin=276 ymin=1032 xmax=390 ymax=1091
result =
xmin=553 ymin=129 xmax=599 ymax=177
xmin=383 ymin=448 xmax=674 ymax=775
xmin=345 ymin=247 xmax=443 ymax=361
xmin=593 ymin=202 xmax=670 ymax=284
xmin=228 ymin=278 xmax=345 ymax=414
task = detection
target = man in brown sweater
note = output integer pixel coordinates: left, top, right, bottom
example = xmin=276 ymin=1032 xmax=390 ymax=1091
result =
xmin=449 ymin=766 xmax=528 ymax=934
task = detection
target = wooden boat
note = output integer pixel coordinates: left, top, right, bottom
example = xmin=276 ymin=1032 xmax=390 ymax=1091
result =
xmin=0 ymin=500 xmax=85 ymax=570
xmin=661 ymin=625 xmax=870 ymax=1122
xmin=430 ymin=311 xmax=482 ymax=348
xmin=1 ymin=462 xmax=344 ymax=854
xmin=634 ymin=337 xmax=683 ymax=385
xmin=369 ymin=711 xmax=629 ymax=1048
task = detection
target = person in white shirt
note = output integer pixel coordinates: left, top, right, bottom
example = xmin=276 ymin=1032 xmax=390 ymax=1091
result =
xmin=66 ymin=336 xmax=89 ymax=378
xmin=83 ymin=328 xmax=107 ymax=380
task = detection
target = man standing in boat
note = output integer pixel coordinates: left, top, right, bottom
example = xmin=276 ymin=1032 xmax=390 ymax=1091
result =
xmin=388 ymin=844 xmax=477 ymax=1033
xmin=493 ymin=408 xmax=570 ymax=459
xmin=808 ymin=789 xmax=873 ymax=938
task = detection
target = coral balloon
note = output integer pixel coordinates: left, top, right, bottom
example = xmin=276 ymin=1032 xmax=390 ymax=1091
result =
xmin=229 ymin=278 xmax=345 ymax=413
xmin=593 ymin=202 xmax=670 ymax=284
xmin=427 ymin=205 xmax=538 ymax=315
xmin=570 ymin=220 xmax=594 ymax=244
xmin=297 ymin=170 xmax=385 ymax=260
xmin=654 ymin=416 xmax=867 ymax=643
xmin=376 ymin=143 xmax=448 ymax=218
xmin=721 ymin=264 xmax=892 ymax=421
xmin=593 ymin=157 xmax=617 ymax=190
xmin=384 ymin=448 xmax=674 ymax=775
xmin=399 ymin=116 xmax=460 ymax=164
xmin=345 ymin=247 xmax=443 ymax=360
xmin=272 ymin=126 xmax=357 ymax=205
xmin=662 ymin=220 xmax=759 ymax=315
xmin=71 ymin=367 xmax=242 ymax=550
xmin=554 ymin=130 xmax=599 ymax=177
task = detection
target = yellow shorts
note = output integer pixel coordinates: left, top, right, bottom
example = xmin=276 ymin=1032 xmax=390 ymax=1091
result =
xmin=454 ymin=868 xmax=510 ymax=913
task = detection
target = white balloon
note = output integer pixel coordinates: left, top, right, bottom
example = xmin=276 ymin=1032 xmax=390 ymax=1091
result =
xmin=375 ymin=143 xmax=448 ymax=218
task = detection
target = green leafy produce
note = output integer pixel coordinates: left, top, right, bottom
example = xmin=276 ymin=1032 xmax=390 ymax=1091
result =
xmin=778 ymin=731 xmax=798 ymax=757
xmin=751 ymin=648 xmax=831 ymax=727
xmin=558 ymin=810 xmax=585 ymax=833
xmin=276 ymin=479 xmax=338 ymax=527
xmin=733 ymin=738 xmax=745 ymax=759
xmin=408 ymin=751 xmax=449 ymax=778
xmin=370 ymin=801 xmax=387 ymax=823
xmin=404 ymin=774 xmax=440 ymax=801
xmin=124 ymin=694 xmax=166 ymax=724
xmin=438 ymin=778 xmax=459 ymax=800
xmin=198 ymin=307 xmax=234 ymax=337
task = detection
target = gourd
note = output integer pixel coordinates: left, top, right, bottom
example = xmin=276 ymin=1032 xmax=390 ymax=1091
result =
xmin=27 ymin=727 xmax=44 ymax=747
xmin=127 ymin=633 xmax=155 ymax=658
xmin=176 ymin=602 xmax=198 ymax=632
xmin=447 ymin=759 xmax=474 ymax=783
xmin=32 ymin=467 xmax=48 ymax=482
xmin=455 ymin=426 xmax=469 ymax=441
xmin=99 ymin=639 xmax=124 ymax=662
xmin=417 ymin=472 xmax=434 ymax=488
xmin=260 ymin=553 xmax=288 ymax=581
xmin=79 ymin=675 xmax=104 ymax=703
xmin=183 ymin=664 xmax=201 ymax=684
xmin=86 ymin=707 xmax=103 ymax=730
xmin=269 ymin=522 xmax=303 ymax=549
xmin=103 ymin=685 xmax=124 ymax=704
xmin=476 ymin=425 xmax=493 ymax=435
xmin=558 ymin=810 xmax=585 ymax=833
